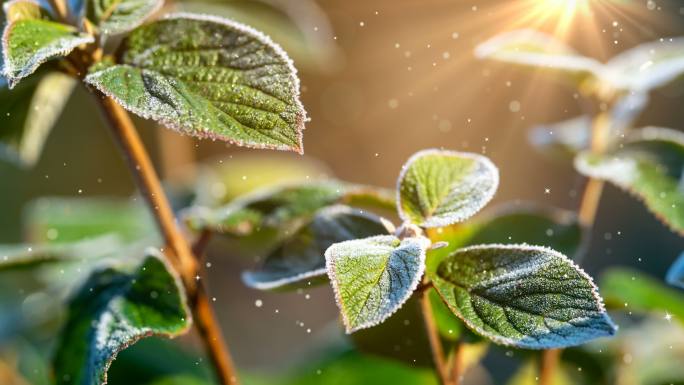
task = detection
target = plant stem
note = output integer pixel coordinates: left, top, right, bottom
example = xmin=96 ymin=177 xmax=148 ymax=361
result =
xmin=419 ymin=283 xmax=453 ymax=385
xmin=93 ymin=92 xmax=240 ymax=385
xmin=577 ymin=112 xmax=611 ymax=228
xmin=539 ymin=348 xmax=560 ymax=385
xmin=449 ymin=340 xmax=465 ymax=385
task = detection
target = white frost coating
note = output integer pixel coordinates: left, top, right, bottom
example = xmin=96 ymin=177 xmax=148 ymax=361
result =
xmin=573 ymin=125 xmax=684 ymax=187
xmin=433 ymin=243 xmax=617 ymax=349
xmin=477 ymin=30 xmax=684 ymax=93
xmin=96 ymin=0 xmax=164 ymax=36
xmin=2 ymin=20 xmax=93 ymax=87
xmin=458 ymin=243 xmax=611 ymax=313
xmin=242 ymin=267 xmax=327 ymax=291
xmin=604 ymin=37 xmax=684 ymax=92
xmin=396 ymin=148 xmax=500 ymax=228
xmin=574 ymin=152 xmax=638 ymax=187
xmin=325 ymin=235 xmax=430 ymax=333
xmin=82 ymin=249 xmax=191 ymax=385
xmin=474 ymin=29 xmax=602 ymax=75
xmin=633 ymin=125 xmax=684 ymax=144
xmin=242 ymin=204 xmax=387 ymax=291
xmin=86 ymin=12 xmax=307 ymax=153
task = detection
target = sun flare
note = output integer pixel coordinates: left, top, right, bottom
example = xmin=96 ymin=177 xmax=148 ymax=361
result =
xmin=523 ymin=0 xmax=592 ymax=37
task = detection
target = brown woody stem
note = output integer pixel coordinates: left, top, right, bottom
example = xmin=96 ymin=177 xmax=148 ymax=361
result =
xmin=577 ymin=112 xmax=611 ymax=228
xmin=92 ymin=92 xmax=240 ymax=385
xmin=449 ymin=340 xmax=465 ymax=385
xmin=539 ymin=348 xmax=561 ymax=385
xmin=419 ymin=281 xmax=453 ymax=385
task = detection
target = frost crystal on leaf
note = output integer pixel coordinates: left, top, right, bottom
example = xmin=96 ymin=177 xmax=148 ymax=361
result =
xmin=53 ymin=250 xmax=191 ymax=385
xmin=397 ymin=149 xmax=499 ymax=228
xmin=85 ymin=13 xmax=307 ymax=153
xmin=431 ymin=244 xmax=617 ymax=349
xmin=88 ymin=0 xmax=163 ymax=36
xmin=325 ymin=235 xmax=430 ymax=333
xmin=574 ymin=127 xmax=684 ymax=235
xmin=2 ymin=1 xmax=94 ymax=87
xmin=242 ymin=205 xmax=387 ymax=291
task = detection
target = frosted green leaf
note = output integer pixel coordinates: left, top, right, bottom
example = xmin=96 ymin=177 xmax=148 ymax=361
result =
xmin=465 ymin=204 xmax=583 ymax=258
xmin=85 ymin=13 xmax=307 ymax=153
xmin=2 ymin=0 xmax=94 ymax=86
xmin=397 ymin=149 xmax=499 ymax=228
xmin=575 ymin=127 xmax=684 ymax=235
xmin=53 ymin=250 xmax=191 ymax=385
xmin=603 ymin=37 xmax=684 ymax=92
xmin=475 ymin=29 xmax=601 ymax=85
xmin=667 ymin=252 xmax=684 ymax=290
xmin=326 ymin=235 xmax=430 ymax=333
xmin=0 ymin=71 xmax=75 ymax=166
xmin=431 ymin=244 xmax=616 ymax=349
xmin=88 ymin=0 xmax=162 ymax=35
xmin=602 ymin=268 xmax=684 ymax=322
xmin=477 ymin=30 xmax=684 ymax=93
xmin=243 ymin=205 xmax=387 ymax=291
xmin=427 ymin=204 xmax=583 ymax=280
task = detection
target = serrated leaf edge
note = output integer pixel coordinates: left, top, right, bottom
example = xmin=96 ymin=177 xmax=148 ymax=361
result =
xmin=431 ymin=243 xmax=617 ymax=349
xmin=396 ymin=148 xmax=500 ymax=228
xmin=97 ymin=247 xmax=192 ymax=385
xmin=96 ymin=0 xmax=164 ymax=36
xmin=2 ymin=17 xmax=93 ymax=87
xmin=85 ymin=12 xmax=307 ymax=154
xmin=574 ymin=126 xmax=684 ymax=236
xmin=325 ymin=235 xmax=430 ymax=334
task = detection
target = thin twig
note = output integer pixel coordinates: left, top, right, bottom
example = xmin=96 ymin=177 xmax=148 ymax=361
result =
xmin=192 ymin=229 xmax=213 ymax=259
xmin=577 ymin=112 xmax=611 ymax=228
xmin=448 ymin=340 xmax=465 ymax=385
xmin=539 ymin=348 xmax=561 ymax=385
xmin=419 ymin=282 xmax=453 ymax=385
xmin=93 ymin=92 xmax=240 ymax=385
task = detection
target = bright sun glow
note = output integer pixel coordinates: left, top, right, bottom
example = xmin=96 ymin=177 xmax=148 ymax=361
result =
xmin=522 ymin=0 xmax=592 ymax=37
